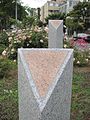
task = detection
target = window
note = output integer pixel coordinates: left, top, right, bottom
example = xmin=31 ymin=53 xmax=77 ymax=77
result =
xmin=52 ymin=0 xmax=56 ymax=1
xmin=49 ymin=3 xmax=54 ymax=6
xmin=55 ymin=3 xmax=59 ymax=7
xmin=69 ymin=0 xmax=72 ymax=7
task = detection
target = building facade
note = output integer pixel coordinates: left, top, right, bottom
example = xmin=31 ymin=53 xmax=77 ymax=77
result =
xmin=40 ymin=0 xmax=67 ymax=22
xmin=40 ymin=0 xmax=89 ymax=22
xmin=66 ymin=0 xmax=79 ymax=13
xmin=66 ymin=0 xmax=90 ymax=13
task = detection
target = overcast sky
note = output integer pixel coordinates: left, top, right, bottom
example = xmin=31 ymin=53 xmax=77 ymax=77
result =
xmin=21 ymin=0 xmax=51 ymax=8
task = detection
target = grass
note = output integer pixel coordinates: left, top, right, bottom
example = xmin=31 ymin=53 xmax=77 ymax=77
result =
xmin=0 ymin=59 xmax=18 ymax=120
xmin=71 ymin=71 xmax=90 ymax=120
xmin=0 ymin=58 xmax=90 ymax=120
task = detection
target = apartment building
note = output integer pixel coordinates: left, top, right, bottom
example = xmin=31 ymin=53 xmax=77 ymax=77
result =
xmin=66 ymin=0 xmax=90 ymax=13
xmin=66 ymin=0 xmax=82 ymax=13
xmin=40 ymin=0 xmax=89 ymax=22
xmin=40 ymin=0 xmax=67 ymax=22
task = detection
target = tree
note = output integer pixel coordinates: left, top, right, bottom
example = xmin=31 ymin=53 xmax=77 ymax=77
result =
xmin=0 ymin=0 xmax=27 ymax=29
xmin=67 ymin=1 xmax=90 ymax=31
xmin=45 ymin=13 xmax=66 ymax=24
xmin=22 ymin=16 xmax=35 ymax=28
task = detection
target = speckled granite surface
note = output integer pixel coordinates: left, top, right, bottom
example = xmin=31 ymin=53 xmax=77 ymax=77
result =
xmin=23 ymin=50 xmax=68 ymax=97
xmin=48 ymin=20 xmax=63 ymax=48
xmin=49 ymin=20 xmax=62 ymax=29
xmin=18 ymin=48 xmax=73 ymax=120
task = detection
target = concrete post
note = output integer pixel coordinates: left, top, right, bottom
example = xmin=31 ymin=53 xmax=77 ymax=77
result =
xmin=48 ymin=20 xmax=63 ymax=48
xmin=18 ymin=48 xmax=73 ymax=120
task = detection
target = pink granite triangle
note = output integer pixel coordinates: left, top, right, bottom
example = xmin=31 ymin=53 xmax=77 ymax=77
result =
xmin=50 ymin=20 xmax=62 ymax=29
xmin=23 ymin=50 xmax=68 ymax=97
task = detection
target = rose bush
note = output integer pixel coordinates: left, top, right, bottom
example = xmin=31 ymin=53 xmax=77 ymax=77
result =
xmin=73 ymin=49 xmax=89 ymax=66
xmin=0 ymin=28 xmax=89 ymax=67
xmin=64 ymin=38 xmax=90 ymax=66
xmin=1 ymin=27 xmax=48 ymax=60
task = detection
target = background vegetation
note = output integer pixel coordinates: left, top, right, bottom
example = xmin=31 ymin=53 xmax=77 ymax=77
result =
xmin=66 ymin=2 xmax=90 ymax=35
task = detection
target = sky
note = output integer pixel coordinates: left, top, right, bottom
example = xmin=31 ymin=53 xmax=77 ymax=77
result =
xmin=21 ymin=0 xmax=51 ymax=8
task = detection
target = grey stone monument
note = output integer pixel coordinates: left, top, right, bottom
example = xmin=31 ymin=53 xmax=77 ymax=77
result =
xmin=48 ymin=20 xmax=63 ymax=48
xmin=18 ymin=48 xmax=73 ymax=120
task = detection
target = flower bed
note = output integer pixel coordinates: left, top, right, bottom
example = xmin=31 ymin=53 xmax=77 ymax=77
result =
xmin=1 ymin=27 xmax=48 ymax=60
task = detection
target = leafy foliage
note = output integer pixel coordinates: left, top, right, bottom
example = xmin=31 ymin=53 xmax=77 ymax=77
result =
xmin=74 ymin=49 xmax=89 ymax=66
xmin=0 ymin=28 xmax=48 ymax=59
xmin=66 ymin=1 xmax=90 ymax=33
xmin=0 ymin=31 xmax=8 ymax=46
xmin=23 ymin=30 xmax=47 ymax=48
xmin=22 ymin=16 xmax=35 ymax=28
xmin=45 ymin=13 xmax=66 ymax=24
xmin=0 ymin=58 xmax=16 ymax=78
xmin=0 ymin=0 xmax=27 ymax=29
xmin=0 ymin=44 xmax=6 ymax=54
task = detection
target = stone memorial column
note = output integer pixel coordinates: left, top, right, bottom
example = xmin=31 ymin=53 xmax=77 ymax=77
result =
xmin=18 ymin=48 xmax=73 ymax=120
xmin=48 ymin=20 xmax=63 ymax=48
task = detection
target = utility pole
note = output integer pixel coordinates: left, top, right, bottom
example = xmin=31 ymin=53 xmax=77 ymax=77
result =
xmin=15 ymin=0 xmax=17 ymax=20
xmin=37 ymin=8 xmax=40 ymax=20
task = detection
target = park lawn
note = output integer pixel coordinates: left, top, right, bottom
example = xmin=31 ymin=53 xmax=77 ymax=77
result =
xmin=0 ymin=59 xmax=90 ymax=120
xmin=0 ymin=60 xmax=18 ymax=120
xmin=71 ymin=71 xmax=90 ymax=120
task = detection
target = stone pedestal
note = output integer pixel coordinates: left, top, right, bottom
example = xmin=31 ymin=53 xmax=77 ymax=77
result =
xmin=48 ymin=20 xmax=63 ymax=48
xmin=18 ymin=48 xmax=73 ymax=120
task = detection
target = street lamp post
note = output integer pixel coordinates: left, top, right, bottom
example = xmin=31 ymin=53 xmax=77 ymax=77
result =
xmin=15 ymin=0 xmax=17 ymax=20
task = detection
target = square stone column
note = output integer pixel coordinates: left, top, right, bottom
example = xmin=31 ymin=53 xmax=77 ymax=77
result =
xmin=18 ymin=48 xmax=73 ymax=120
xmin=48 ymin=20 xmax=63 ymax=48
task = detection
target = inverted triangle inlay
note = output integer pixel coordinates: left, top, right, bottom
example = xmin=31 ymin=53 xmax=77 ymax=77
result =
xmin=50 ymin=20 xmax=62 ymax=29
xmin=23 ymin=50 xmax=68 ymax=97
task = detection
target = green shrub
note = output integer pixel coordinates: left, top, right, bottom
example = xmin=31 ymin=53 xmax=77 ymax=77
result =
xmin=24 ymin=30 xmax=47 ymax=48
xmin=63 ymin=40 xmax=71 ymax=48
xmin=0 ymin=44 xmax=6 ymax=54
xmin=36 ymin=20 xmax=44 ymax=27
xmin=8 ymin=41 xmax=23 ymax=60
xmin=0 ymin=28 xmax=48 ymax=60
xmin=74 ymin=49 xmax=89 ymax=66
xmin=0 ymin=58 xmax=11 ymax=78
xmin=23 ymin=31 xmax=48 ymax=48
xmin=22 ymin=16 xmax=35 ymax=28
xmin=0 ymin=31 xmax=9 ymax=46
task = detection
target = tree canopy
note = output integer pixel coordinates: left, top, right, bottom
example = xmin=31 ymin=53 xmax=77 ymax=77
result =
xmin=45 ymin=13 xmax=66 ymax=24
xmin=0 ymin=0 xmax=27 ymax=29
xmin=66 ymin=1 xmax=90 ymax=32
